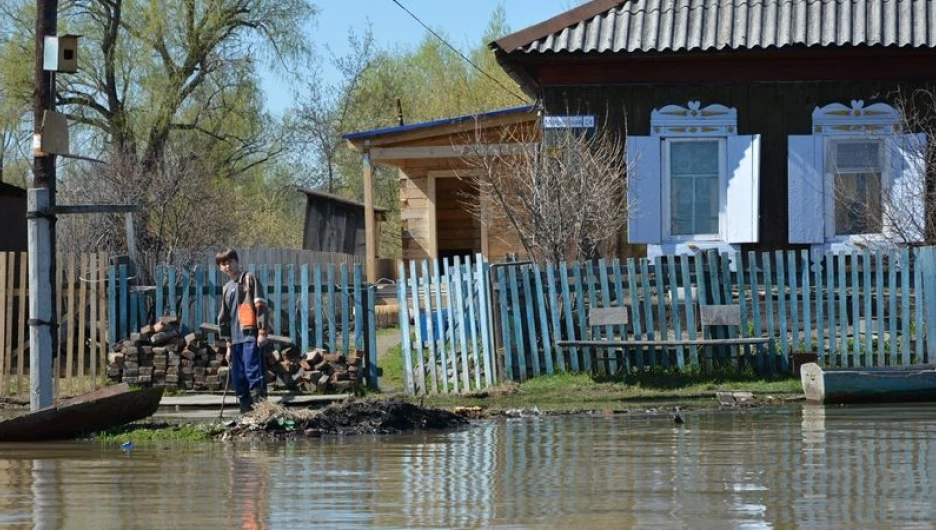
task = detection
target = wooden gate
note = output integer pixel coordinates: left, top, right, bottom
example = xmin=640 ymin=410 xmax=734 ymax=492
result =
xmin=397 ymin=255 xmax=496 ymax=395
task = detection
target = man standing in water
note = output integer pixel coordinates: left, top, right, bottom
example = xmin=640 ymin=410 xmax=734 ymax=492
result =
xmin=216 ymin=248 xmax=270 ymax=413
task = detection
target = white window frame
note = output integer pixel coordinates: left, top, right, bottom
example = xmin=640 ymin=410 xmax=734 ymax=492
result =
xmin=822 ymin=136 xmax=889 ymax=241
xmin=662 ymin=137 xmax=727 ymax=242
xmin=812 ymin=101 xmax=902 ymax=247
xmin=651 ymin=101 xmax=737 ymax=246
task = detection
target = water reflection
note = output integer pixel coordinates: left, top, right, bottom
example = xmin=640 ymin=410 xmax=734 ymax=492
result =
xmin=0 ymin=406 xmax=934 ymax=529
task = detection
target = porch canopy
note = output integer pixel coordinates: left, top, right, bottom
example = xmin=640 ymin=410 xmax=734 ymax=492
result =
xmin=343 ymin=105 xmax=540 ymax=281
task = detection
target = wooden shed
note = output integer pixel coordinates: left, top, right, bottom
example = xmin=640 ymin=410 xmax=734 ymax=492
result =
xmin=0 ymin=182 xmax=27 ymax=252
xmin=298 ymin=187 xmax=388 ymax=257
xmin=343 ymin=105 xmax=540 ymax=281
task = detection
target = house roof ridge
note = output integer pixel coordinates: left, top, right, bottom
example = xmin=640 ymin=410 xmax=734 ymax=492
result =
xmin=492 ymin=0 xmax=624 ymax=53
xmin=493 ymin=0 xmax=936 ymax=56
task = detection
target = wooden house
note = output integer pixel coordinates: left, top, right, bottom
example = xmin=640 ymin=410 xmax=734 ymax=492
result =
xmin=343 ymin=106 xmax=540 ymax=281
xmin=298 ymin=187 xmax=388 ymax=257
xmin=491 ymin=0 xmax=936 ymax=258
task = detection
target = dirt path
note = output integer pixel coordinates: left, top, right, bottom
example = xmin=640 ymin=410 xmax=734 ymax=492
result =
xmin=375 ymin=328 xmax=402 ymax=392
xmin=376 ymin=328 xmax=401 ymax=360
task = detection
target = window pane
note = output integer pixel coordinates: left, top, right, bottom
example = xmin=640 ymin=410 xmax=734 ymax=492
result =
xmin=834 ymin=141 xmax=882 ymax=171
xmin=670 ymin=141 xmax=719 ymax=236
xmin=834 ymin=171 xmax=882 ymax=234
xmin=671 ymin=142 xmax=719 ymax=175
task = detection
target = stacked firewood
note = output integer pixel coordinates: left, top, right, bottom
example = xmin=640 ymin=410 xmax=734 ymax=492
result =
xmin=106 ymin=316 xmax=364 ymax=393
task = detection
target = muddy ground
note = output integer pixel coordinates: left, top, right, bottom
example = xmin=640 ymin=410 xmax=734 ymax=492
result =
xmin=223 ymin=398 xmax=469 ymax=441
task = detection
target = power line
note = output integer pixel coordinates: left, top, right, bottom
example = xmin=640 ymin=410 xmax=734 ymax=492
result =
xmin=389 ymin=0 xmax=530 ymax=104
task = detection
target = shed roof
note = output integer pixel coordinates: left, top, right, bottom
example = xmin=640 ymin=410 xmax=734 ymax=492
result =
xmin=493 ymin=0 xmax=936 ymax=56
xmin=297 ymin=187 xmax=390 ymax=213
xmin=342 ymin=105 xmax=537 ymax=143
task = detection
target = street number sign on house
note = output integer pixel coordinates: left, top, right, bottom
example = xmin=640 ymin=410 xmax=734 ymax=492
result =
xmin=543 ymin=115 xmax=595 ymax=129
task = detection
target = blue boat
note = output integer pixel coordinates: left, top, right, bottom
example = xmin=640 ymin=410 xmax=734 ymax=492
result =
xmin=800 ymin=362 xmax=936 ymax=405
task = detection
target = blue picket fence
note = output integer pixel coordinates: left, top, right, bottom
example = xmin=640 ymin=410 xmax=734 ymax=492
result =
xmin=496 ymin=247 xmax=936 ymax=380
xmin=108 ymin=261 xmax=379 ymax=388
xmin=396 ymin=255 xmax=495 ymax=395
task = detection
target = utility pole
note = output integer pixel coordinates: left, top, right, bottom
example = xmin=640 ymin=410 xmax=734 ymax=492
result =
xmin=29 ymin=0 xmax=58 ymax=410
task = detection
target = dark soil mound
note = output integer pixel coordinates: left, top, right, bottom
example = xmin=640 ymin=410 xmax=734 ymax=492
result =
xmin=308 ymin=399 xmax=468 ymax=435
xmin=224 ymin=398 xmax=468 ymax=440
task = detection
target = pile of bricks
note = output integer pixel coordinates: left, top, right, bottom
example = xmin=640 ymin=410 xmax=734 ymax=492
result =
xmin=106 ymin=316 xmax=364 ymax=393
xmin=106 ymin=316 xmax=225 ymax=391
xmin=267 ymin=347 xmax=364 ymax=393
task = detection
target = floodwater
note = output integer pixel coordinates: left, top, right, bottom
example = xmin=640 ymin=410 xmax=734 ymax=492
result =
xmin=1 ymin=405 xmax=935 ymax=529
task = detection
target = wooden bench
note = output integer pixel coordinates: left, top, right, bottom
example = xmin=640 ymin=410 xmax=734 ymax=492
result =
xmin=556 ymin=304 xmax=771 ymax=371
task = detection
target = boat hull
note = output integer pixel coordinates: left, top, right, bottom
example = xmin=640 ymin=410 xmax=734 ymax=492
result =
xmin=0 ymin=383 xmax=164 ymax=441
xmin=801 ymin=362 xmax=936 ymax=405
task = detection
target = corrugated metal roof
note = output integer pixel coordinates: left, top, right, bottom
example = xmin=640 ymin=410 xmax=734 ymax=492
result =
xmin=516 ymin=0 xmax=936 ymax=54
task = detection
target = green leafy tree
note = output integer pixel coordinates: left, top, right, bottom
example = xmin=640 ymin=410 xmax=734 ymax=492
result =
xmin=0 ymin=0 xmax=317 ymax=265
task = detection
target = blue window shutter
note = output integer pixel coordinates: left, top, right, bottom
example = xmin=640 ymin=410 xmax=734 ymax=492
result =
xmin=627 ymin=136 xmax=662 ymax=244
xmin=725 ymin=134 xmax=760 ymax=243
xmin=788 ymin=135 xmax=824 ymax=244
xmin=885 ymin=133 xmax=927 ymax=243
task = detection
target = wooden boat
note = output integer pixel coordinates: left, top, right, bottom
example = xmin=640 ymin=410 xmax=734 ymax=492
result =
xmin=800 ymin=362 xmax=936 ymax=405
xmin=0 ymin=383 xmax=164 ymax=442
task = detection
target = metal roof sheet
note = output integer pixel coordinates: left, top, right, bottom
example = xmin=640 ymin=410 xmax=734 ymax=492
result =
xmin=513 ymin=0 xmax=936 ymax=54
xmin=342 ymin=105 xmax=537 ymax=142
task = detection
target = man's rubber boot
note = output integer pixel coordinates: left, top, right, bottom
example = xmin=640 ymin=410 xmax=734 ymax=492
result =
xmin=238 ymin=396 xmax=253 ymax=414
xmin=250 ymin=387 xmax=266 ymax=406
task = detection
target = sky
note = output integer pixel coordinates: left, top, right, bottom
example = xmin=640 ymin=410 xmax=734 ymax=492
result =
xmin=261 ymin=0 xmax=576 ymax=115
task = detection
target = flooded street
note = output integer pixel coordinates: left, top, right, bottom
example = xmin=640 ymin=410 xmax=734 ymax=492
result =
xmin=1 ymin=405 xmax=934 ymax=529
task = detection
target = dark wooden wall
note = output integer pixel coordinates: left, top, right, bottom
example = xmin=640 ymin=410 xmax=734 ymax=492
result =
xmin=0 ymin=192 xmax=27 ymax=252
xmin=302 ymin=198 xmax=366 ymax=256
xmin=435 ymin=177 xmax=479 ymax=259
xmin=543 ymin=80 xmax=936 ymax=251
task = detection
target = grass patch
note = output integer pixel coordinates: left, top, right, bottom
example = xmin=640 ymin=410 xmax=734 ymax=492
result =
xmin=93 ymin=422 xmax=223 ymax=443
xmin=374 ymin=337 xmax=801 ymax=411
xmin=379 ymin=342 xmax=405 ymax=392
xmin=422 ymin=369 xmax=802 ymax=412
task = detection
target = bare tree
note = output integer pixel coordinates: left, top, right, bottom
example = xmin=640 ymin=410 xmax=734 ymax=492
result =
xmin=884 ymin=89 xmax=936 ymax=245
xmin=291 ymin=29 xmax=377 ymax=193
xmin=57 ymin=148 xmax=242 ymax=279
xmin=459 ymin=119 xmax=629 ymax=263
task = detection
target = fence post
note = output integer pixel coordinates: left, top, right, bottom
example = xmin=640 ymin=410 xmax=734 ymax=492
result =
xmin=365 ymin=282 xmax=378 ymax=390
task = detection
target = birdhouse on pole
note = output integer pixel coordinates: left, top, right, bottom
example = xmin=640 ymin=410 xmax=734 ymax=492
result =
xmin=43 ymin=34 xmax=80 ymax=73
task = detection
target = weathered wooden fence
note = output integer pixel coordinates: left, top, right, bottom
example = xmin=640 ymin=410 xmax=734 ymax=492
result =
xmin=498 ymin=248 xmax=936 ymax=380
xmin=0 ymin=251 xmax=387 ymax=400
xmin=109 ymin=261 xmax=379 ymax=388
xmin=0 ymin=252 xmax=111 ymax=400
xmin=396 ymin=256 xmax=495 ymax=395
xmin=398 ymin=247 xmax=936 ymax=394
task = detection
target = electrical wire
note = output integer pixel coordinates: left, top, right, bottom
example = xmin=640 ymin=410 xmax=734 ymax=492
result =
xmin=389 ymin=0 xmax=530 ymax=105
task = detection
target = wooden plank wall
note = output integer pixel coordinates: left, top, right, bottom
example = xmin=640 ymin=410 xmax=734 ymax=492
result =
xmin=399 ymin=169 xmax=434 ymax=260
xmin=492 ymin=247 xmax=935 ymax=381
